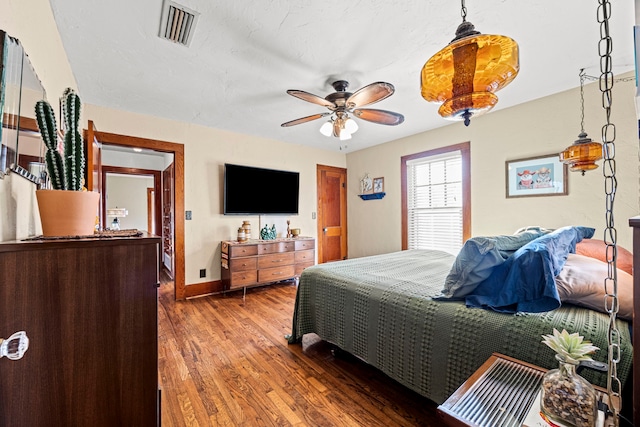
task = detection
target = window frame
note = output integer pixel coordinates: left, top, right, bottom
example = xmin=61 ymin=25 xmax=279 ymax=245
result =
xmin=401 ymin=142 xmax=471 ymax=250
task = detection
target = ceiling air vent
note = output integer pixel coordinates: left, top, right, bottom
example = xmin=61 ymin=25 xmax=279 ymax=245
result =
xmin=158 ymin=1 xmax=199 ymax=47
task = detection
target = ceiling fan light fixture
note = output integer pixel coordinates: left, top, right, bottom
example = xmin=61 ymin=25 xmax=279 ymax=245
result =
xmin=420 ymin=0 xmax=519 ymax=126
xmin=344 ymin=118 xmax=358 ymax=134
xmin=339 ymin=131 xmax=352 ymax=141
xmin=282 ymin=80 xmax=404 ymax=141
xmin=319 ymin=121 xmax=333 ymax=137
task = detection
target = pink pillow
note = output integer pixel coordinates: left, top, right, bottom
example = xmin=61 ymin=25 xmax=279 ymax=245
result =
xmin=575 ymin=239 xmax=633 ymax=276
xmin=555 ymin=253 xmax=633 ymax=321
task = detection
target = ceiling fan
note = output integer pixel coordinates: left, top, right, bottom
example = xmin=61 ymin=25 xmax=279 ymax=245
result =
xmin=281 ymin=80 xmax=404 ymax=140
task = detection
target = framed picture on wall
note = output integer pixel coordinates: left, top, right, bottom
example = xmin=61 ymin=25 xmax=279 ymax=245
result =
xmin=505 ymin=154 xmax=568 ymax=198
xmin=373 ymin=177 xmax=384 ymax=193
xmin=360 ymin=173 xmax=373 ymax=194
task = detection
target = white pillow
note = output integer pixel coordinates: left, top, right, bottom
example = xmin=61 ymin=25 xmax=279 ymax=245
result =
xmin=555 ymin=253 xmax=633 ymax=321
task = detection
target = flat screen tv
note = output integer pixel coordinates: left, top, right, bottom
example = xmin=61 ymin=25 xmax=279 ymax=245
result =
xmin=223 ymin=163 xmax=300 ymax=215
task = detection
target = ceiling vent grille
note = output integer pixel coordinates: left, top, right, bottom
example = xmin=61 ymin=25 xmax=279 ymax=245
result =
xmin=158 ymin=1 xmax=199 ymax=47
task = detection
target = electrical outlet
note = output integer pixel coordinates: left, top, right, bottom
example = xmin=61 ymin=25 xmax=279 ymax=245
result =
xmin=186 ymin=211 xmax=192 ymax=220
xmin=199 ymin=269 xmax=206 ymax=278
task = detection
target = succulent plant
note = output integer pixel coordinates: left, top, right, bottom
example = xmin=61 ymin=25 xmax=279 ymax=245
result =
xmin=35 ymin=88 xmax=85 ymax=191
xmin=541 ymin=328 xmax=599 ymax=364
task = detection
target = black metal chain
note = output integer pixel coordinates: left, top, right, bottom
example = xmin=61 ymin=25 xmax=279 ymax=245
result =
xmin=579 ymin=69 xmax=586 ymax=134
xmin=460 ymin=0 xmax=467 ymax=22
xmin=597 ymin=0 xmax=621 ymax=423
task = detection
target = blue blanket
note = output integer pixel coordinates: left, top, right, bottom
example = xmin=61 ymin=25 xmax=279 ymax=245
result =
xmin=464 ymin=226 xmax=595 ymax=313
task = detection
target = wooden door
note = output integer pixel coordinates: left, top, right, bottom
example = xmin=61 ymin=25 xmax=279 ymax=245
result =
xmin=162 ymin=162 xmax=175 ymax=275
xmin=84 ymin=120 xmax=103 ymax=225
xmin=317 ymin=164 xmax=347 ymax=263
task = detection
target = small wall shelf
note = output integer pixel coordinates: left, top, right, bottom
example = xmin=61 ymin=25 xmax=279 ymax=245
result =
xmin=359 ymin=192 xmax=385 ymax=200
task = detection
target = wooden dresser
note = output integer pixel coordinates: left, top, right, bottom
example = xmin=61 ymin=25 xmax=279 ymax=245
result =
xmin=0 ymin=234 xmax=160 ymax=427
xmin=221 ymin=237 xmax=315 ymax=291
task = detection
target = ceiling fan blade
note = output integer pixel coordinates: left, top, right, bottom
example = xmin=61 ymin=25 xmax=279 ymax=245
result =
xmin=281 ymin=112 xmax=330 ymax=127
xmin=286 ymin=90 xmax=335 ymax=108
xmin=353 ymin=109 xmax=405 ymax=126
xmin=346 ymin=82 xmax=395 ymax=108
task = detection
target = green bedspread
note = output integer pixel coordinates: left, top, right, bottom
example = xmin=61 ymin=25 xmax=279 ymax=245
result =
xmin=288 ymin=249 xmax=633 ymax=404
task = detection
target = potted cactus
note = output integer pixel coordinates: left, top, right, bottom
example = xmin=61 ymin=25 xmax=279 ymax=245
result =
xmin=540 ymin=329 xmax=599 ymax=427
xmin=34 ymin=88 xmax=99 ymax=236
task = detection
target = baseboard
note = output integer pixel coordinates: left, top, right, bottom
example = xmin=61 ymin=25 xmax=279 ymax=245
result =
xmin=184 ymin=280 xmax=224 ymax=298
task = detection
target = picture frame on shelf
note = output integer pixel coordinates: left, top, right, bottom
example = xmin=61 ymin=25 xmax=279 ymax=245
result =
xmin=360 ymin=173 xmax=373 ymax=194
xmin=373 ymin=177 xmax=384 ymax=193
xmin=505 ymin=154 xmax=568 ymax=198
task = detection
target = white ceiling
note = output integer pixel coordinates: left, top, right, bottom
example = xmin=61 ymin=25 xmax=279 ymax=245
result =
xmin=49 ymin=0 xmax=636 ymax=154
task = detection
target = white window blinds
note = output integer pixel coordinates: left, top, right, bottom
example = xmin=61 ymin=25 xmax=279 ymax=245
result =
xmin=406 ymin=150 xmax=463 ymax=255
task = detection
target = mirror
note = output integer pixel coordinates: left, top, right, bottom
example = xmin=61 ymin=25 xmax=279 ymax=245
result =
xmin=0 ymin=30 xmax=47 ymax=182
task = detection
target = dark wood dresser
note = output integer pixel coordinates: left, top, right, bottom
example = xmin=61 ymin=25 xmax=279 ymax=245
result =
xmin=0 ymin=234 xmax=160 ymax=426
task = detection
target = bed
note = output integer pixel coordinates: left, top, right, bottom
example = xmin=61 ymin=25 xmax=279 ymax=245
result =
xmin=287 ymin=227 xmax=634 ymax=405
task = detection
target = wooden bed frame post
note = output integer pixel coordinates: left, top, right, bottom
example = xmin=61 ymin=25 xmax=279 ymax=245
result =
xmin=628 ymin=216 xmax=639 ymax=424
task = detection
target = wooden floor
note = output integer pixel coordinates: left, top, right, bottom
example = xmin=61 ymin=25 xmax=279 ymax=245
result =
xmin=158 ymin=278 xmax=442 ymax=426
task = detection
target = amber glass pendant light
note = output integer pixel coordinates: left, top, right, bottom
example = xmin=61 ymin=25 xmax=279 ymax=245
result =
xmin=559 ymin=69 xmax=603 ymax=175
xmin=420 ymin=0 xmax=519 ymax=126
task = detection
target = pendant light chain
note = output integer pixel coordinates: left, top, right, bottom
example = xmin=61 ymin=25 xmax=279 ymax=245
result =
xmin=579 ymin=68 xmax=586 ymax=134
xmin=460 ymin=0 xmax=467 ymax=22
xmin=597 ymin=0 xmax=621 ymax=423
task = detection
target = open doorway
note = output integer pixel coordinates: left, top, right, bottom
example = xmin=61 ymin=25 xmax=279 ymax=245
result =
xmin=102 ymin=166 xmax=162 ymax=236
xmin=86 ymin=126 xmax=186 ymax=300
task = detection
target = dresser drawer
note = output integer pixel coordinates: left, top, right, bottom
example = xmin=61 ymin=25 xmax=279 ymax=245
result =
xmin=258 ymin=242 xmax=276 ymax=255
xmin=295 ymin=262 xmax=314 ymax=276
xmin=276 ymin=241 xmax=295 ymax=252
xmin=258 ymin=241 xmax=296 ymax=254
xmin=258 ymin=252 xmax=295 ymax=269
xmin=294 ymin=239 xmax=315 ymax=251
xmin=229 ymin=257 xmax=257 ymax=271
xmin=229 ymin=244 xmax=258 ymax=258
xmin=258 ymin=265 xmax=295 ymax=283
xmin=230 ymin=270 xmax=257 ymax=288
xmin=295 ymin=249 xmax=314 ymax=264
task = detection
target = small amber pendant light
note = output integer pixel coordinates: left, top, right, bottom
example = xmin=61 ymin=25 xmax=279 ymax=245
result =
xmin=559 ymin=69 xmax=603 ymax=175
xmin=421 ymin=0 xmax=519 ymax=126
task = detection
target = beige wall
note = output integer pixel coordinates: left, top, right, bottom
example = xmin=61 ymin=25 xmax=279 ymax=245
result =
xmin=346 ymin=74 xmax=639 ymax=257
xmin=0 ymin=0 xmax=77 ymax=241
xmin=105 ymin=174 xmax=154 ymax=232
xmin=0 ymin=0 xmax=77 ymax=107
xmin=85 ymin=104 xmax=346 ymax=285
